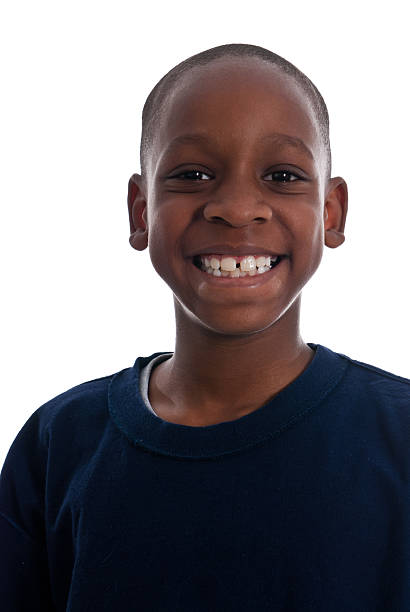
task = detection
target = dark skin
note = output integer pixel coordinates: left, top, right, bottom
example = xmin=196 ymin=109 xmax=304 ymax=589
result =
xmin=128 ymin=57 xmax=348 ymax=427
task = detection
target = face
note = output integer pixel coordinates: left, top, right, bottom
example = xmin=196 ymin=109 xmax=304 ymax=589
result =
xmin=129 ymin=57 xmax=347 ymax=336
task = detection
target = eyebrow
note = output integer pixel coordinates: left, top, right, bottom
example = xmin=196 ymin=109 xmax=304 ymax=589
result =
xmin=261 ymin=133 xmax=314 ymax=161
xmin=163 ymin=132 xmax=314 ymax=161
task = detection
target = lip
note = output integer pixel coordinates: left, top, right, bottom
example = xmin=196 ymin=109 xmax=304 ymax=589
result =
xmin=186 ymin=244 xmax=285 ymax=257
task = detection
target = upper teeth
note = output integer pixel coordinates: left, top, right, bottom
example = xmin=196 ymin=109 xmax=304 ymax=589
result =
xmin=204 ymin=255 xmax=276 ymax=272
xmin=195 ymin=254 xmax=281 ymax=278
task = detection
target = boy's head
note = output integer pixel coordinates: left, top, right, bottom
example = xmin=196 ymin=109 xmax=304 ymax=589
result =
xmin=128 ymin=44 xmax=347 ymax=337
xmin=139 ymin=44 xmax=332 ymax=182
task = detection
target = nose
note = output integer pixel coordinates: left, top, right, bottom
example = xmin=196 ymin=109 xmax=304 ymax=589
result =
xmin=202 ymin=177 xmax=272 ymax=227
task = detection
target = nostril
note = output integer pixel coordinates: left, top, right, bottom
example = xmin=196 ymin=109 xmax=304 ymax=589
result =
xmin=208 ymin=215 xmax=267 ymax=226
xmin=209 ymin=217 xmax=232 ymax=226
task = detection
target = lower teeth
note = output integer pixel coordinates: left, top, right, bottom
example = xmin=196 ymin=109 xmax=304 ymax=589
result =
xmin=200 ymin=260 xmax=280 ymax=277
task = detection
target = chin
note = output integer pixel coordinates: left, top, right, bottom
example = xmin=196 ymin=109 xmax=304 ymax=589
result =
xmin=174 ymin=292 xmax=302 ymax=338
xmin=192 ymin=308 xmax=285 ymax=338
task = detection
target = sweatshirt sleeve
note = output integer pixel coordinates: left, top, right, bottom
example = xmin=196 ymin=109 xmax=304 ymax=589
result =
xmin=0 ymin=409 xmax=55 ymax=610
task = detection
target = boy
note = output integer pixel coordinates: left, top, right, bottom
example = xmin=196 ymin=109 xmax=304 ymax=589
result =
xmin=1 ymin=43 xmax=409 ymax=610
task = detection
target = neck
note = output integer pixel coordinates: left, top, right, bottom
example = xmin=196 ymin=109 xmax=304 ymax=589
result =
xmin=149 ymin=295 xmax=314 ymax=425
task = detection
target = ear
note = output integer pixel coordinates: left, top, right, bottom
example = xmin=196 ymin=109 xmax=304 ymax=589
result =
xmin=127 ymin=173 xmax=148 ymax=251
xmin=323 ymin=177 xmax=348 ymax=249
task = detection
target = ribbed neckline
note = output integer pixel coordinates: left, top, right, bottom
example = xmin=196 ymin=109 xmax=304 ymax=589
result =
xmin=108 ymin=343 xmax=348 ymax=459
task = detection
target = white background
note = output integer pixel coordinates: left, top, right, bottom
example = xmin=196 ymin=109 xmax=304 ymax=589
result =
xmin=1 ymin=0 xmax=409 ymax=466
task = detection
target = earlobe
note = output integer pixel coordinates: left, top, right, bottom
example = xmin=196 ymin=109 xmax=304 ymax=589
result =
xmin=324 ymin=177 xmax=348 ymax=249
xmin=127 ymin=173 xmax=148 ymax=251
xmin=325 ymin=228 xmax=345 ymax=248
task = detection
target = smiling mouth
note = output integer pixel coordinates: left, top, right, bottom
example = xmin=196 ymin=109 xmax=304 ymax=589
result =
xmin=192 ymin=254 xmax=284 ymax=278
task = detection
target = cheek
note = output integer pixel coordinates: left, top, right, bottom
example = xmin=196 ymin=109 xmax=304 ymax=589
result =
xmin=146 ymin=206 xmax=171 ymax=277
xmin=291 ymin=204 xmax=325 ymax=273
xmin=305 ymin=210 xmax=325 ymax=272
xmin=146 ymin=202 xmax=187 ymax=283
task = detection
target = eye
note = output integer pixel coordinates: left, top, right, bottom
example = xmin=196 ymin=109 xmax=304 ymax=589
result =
xmin=171 ymin=170 xmax=212 ymax=181
xmin=265 ymin=170 xmax=300 ymax=183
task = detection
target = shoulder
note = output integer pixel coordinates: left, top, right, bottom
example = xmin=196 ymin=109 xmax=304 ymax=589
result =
xmin=1 ymin=368 xmax=132 ymax=513
xmin=312 ymin=346 xmax=410 ymax=469
xmin=324 ymin=347 xmax=410 ymax=446
xmin=4 ymin=367 xmax=134 ymax=464
xmin=38 ymin=371 xmax=117 ymax=430
xmin=3 ymin=352 xmax=167 ymax=461
xmin=0 ymin=367 xmax=133 ymax=544
xmin=334 ymin=349 xmax=410 ymax=404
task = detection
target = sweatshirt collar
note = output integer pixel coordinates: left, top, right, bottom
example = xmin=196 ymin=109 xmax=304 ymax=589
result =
xmin=108 ymin=343 xmax=348 ymax=459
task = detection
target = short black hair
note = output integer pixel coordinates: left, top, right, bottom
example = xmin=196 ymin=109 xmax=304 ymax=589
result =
xmin=140 ymin=43 xmax=331 ymax=179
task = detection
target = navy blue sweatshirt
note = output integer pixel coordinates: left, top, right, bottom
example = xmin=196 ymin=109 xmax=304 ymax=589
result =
xmin=1 ymin=343 xmax=410 ymax=611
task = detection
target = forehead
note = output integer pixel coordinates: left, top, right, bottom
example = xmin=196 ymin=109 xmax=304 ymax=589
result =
xmin=152 ymin=57 xmax=323 ymax=170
